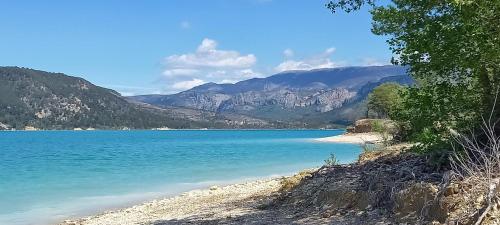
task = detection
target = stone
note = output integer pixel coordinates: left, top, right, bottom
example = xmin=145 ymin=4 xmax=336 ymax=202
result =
xmin=210 ymin=186 xmax=219 ymax=191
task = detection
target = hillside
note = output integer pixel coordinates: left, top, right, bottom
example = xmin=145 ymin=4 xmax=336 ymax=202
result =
xmin=0 ymin=67 xmax=271 ymax=130
xmin=130 ymin=66 xmax=412 ymax=126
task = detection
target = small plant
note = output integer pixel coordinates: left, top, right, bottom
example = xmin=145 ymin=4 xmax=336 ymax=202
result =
xmin=324 ymin=153 xmax=339 ymax=166
xmin=360 ymin=142 xmax=381 ymax=152
xmin=371 ymin=120 xmax=385 ymax=133
xmin=371 ymin=120 xmax=395 ymax=147
xmin=279 ymin=170 xmax=313 ymax=192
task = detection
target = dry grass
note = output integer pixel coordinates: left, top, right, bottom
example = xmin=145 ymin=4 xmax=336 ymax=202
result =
xmin=449 ymin=95 xmax=500 ymax=225
xmin=279 ymin=170 xmax=314 ymax=193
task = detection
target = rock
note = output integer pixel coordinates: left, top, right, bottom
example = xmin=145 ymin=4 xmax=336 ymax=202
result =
xmin=24 ymin=126 xmax=39 ymax=131
xmin=394 ymin=183 xmax=447 ymax=223
xmin=346 ymin=126 xmax=355 ymax=133
xmin=321 ymin=211 xmax=332 ymax=218
xmin=0 ymin=122 xmax=10 ymax=130
xmin=210 ymin=186 xmax=219 ymax=191
xmin=353 ymin=119 xmax=375 ymax=133
xmin=444 ymin=187 xmax=455 ymax=196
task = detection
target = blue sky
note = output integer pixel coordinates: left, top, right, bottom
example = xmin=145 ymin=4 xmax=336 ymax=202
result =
xmin=0 ymin=0 xmax=392 ymax=95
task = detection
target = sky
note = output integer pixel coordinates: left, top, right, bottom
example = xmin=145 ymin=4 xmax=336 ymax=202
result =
xmin=0 ymin=0 xmax=392 ymax=95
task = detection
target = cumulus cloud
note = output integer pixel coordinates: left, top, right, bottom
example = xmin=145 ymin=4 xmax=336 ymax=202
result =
xmin=161 ymin=38 xmax=260 ymax=93
xmin=172 ymin=79 xmax=205 ymax=90
xmin=275 ymin=47 xmax=345 ymax=72
xmin=163 ymin=68 xmax=199 ymax=78
xmin=165 ymin=39 xmax=256 ymax=69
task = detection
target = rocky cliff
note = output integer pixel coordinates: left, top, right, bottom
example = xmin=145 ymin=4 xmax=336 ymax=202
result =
xmin=130 ymin=66 xmax=412 ymax=126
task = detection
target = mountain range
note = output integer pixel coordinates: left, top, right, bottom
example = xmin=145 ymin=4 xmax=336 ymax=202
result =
xmin=0 ymin=65 xmax=411 ymax=130
xmin=130 ymin=65 xmax=412 ymax=127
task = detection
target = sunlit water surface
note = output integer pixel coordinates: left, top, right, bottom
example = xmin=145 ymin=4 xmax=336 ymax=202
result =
xmin=0 ymin=130 xmax=360 ymax=225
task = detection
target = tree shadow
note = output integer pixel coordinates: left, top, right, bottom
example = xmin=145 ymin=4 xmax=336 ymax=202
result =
xmin=148 ymin=192 xmax=327 ymax=225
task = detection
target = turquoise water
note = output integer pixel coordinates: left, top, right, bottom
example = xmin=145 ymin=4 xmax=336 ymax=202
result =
xmin=0 ymin=130 xmax=360 ymax=225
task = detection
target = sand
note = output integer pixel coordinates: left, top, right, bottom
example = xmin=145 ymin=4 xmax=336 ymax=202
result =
xmin=314 ymin=132 xmax=383 ymax=144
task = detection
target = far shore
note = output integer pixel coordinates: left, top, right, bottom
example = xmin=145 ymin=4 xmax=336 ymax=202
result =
xmin=0 ymin=128 xmax=345 ymax=132
xmin=314 ymin=132 xmax=383 ymax=144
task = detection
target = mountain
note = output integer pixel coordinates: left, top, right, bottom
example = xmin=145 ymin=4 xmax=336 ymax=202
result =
xmin=0 ymin=66 xmax=411 ymax=130
xmin=0 ymin=67 xmax=270 ymax=130
xmin=130 ymin=65 xmax=412 ymax=127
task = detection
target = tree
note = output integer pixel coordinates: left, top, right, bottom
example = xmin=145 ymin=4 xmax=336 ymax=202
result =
xmin=367 ymin=83 xmax=404 ymax=119
xmin=327 ymin=0 xmax=500 ymax=151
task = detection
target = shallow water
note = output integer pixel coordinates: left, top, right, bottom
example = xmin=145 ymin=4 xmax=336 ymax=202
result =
xmin=0 ymin=130 xmax=360 ymax=225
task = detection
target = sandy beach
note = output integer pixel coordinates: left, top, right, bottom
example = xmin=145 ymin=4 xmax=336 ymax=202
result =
xmin=314 ymin=132 xmax=383 ymax=144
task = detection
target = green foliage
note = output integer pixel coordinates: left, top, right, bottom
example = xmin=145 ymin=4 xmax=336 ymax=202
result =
xmin=367 ymin=83 xmax=405 ymax=118
xmin=371 ymin=120 xmax=385 ymax=133
xmin=370 ymin=119 xmax=396 ymax=146
xmin=393 ymin=82 xmax=481 ymax=152
xmin=360 ymin=142 xmax=382 ymax=152
xmin=0 ymin=67 xmax=203 ymax=130
xmin=324 ymin=153 xmax=340 ymax=166
xmin=327 ymin=0 xmax=500 ymax=154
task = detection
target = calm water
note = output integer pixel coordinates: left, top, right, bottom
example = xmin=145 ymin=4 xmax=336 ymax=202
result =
xmin=0 ymin=130 xmax=360 ymax=225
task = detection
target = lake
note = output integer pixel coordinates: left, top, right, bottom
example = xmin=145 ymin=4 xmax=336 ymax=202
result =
xmin=0 ymin=130 xmax=360 ymax=225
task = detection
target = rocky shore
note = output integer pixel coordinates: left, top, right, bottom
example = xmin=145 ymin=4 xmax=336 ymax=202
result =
xmin=61 ymin=144 xmax=500 ymax=225
xmin=60 ymin=178 xmax=285 ymax=225
xmin=59 ymin=143 xmax=440 ymax=225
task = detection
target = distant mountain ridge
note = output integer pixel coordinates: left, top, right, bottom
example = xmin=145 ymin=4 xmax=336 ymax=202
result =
xmin=0 ymin=67 xmax=270 ymax=130
xmin=0 ymin=66 xmax=411 ymax=130
xmin=130 ymin=65 xmax=412 ymax=126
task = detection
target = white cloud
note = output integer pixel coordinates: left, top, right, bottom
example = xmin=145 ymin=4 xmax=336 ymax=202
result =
xmin=275 ymin=47 xmax=345 ymax=72
xmin=237 ymin=69 xmax=262 ymax=79
xmin=283 ymin=48 xmax=294 ymax=58
xmin=180 ymin=21 xmax=191 ymax=29
xmin=172 ymin=79 xmax=205 ymax=90
xmin=163 ymin=68 xmax=199 ymax=78
xmin=220 ymin=79 xmax=239 ymax=84
xmin=361 ymin=57 xmax=388 ymax=66
xmin=161 ymin=38 xmax=259 ymax=93
xmin=105 ymin=85 xmax=161 ymax=96
xmin=165 ymin=38 xmax=256 ymax=69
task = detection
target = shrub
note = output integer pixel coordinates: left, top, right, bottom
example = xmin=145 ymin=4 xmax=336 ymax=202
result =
xmin=450 ymin=116 xmax=500 ymax=224
xmin=367 ymin=83 xmax=405 ymax=119
xmin=324 ymin=153 xmax=339 ymax=166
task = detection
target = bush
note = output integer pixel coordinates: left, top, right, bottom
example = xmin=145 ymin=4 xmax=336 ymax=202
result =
xmin=367 ymin=83 xmax=405 ymax=119
xmin=324 ymin=153 xmax=339 ymax=166
xmin=392 ymin=83 xmax=482 ymax=154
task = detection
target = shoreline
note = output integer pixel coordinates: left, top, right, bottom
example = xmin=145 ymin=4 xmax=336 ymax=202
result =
xmin=56 ymin=132 xmax=367 ymax=225
xmin=314 ymin=132 xmax=383 ymax=144
xmin=0 ymin=128 xmax=345 ymax=132
xmin=59 ymin=175 xmax=290 ymax=225
xmin=56 ymin=169 xmax=316 ymax=225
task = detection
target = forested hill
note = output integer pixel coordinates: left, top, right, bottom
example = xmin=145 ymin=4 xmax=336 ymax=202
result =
xmin=0 ymin=67 xmax=206 ymax=130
